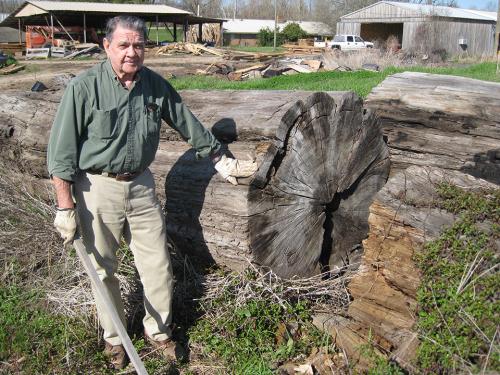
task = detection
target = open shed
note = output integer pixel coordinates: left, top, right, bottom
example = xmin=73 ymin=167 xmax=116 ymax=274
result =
xmin=337 ymin=1 xmax=497 ymax=56
xmin=0 ymin=0 xmax=224 ymax=46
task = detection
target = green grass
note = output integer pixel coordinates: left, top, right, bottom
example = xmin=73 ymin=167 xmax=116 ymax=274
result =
xmin=188 ymin=269 xmax=335 ymax=374
xmin=169 ymin=62 xmax=500 ymax=98
xmin=0 ymin=286 xmax=111 ymax=374
xmin=147 ymin=25 xmax=184 ymax=43
xmin=415 ymin=183 xmax=500 ymax=373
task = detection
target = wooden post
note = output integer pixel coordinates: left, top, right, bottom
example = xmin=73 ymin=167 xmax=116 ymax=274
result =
xmin=156 ymin=15 xmax=159 ymax=45
xmin=18 ymin=18 xmax=22 ymax=44
xmin=183 ymin=19 xmax=188 ymax=42
xmin=83 ymin=13 xmax=87 ymax=43
xmin=173 ymin=23 xmax=177 ymax=42
xmin=198 ymin=23 xmax=203 ymax=43
xmin=495 ymin=0 xmax=500 ymax=57
xmin=50 ymin=13 xmax=54 ymax=46
xmin=219 ymin=22 xmax=223 ymax=47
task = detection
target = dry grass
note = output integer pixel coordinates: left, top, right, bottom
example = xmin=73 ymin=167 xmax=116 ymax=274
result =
xmin=322 ymin=48 xmax=413 ymax=71
xmin=200 ymin=261 xmax=352 ymax=316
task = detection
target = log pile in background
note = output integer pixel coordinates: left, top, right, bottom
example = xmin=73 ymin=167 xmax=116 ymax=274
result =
xmin=186 ymin=23 xmax=221 ymax=46
xmin=366 ymin=72 xmax=500 ymax=184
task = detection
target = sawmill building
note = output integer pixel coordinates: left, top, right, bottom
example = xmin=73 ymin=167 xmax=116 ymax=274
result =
xmin=337 ymin=1 xmax=497 ymax=56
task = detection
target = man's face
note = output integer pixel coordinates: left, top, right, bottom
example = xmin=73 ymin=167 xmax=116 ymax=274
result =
xmin=103 ymin=24 xmax=145 ymax=80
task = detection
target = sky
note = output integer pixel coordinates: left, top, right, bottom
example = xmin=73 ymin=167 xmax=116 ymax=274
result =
xmin=455 ymin=0 xmax=498 ymax=11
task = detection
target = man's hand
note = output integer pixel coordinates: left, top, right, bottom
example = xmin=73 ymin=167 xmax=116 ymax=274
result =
xmin=214 ymin=155 xmax=258 ymax=185
xmin=54 ymin=209 xmax=77 ymax=246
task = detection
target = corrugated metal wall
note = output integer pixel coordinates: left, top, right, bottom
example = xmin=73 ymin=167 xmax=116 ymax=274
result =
xmin=341 ymin=2 xmax=418 ymax=20
xmin=336 ymin=2 xmax=496 ymax=56
xmin=336 ymin=22 xmax=360 ymax=35
xmin=402 ymin=19 xmax=494 ymax=55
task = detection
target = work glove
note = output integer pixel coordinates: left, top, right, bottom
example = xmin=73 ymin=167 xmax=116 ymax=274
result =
xmin=54 ymin=208 xmax=77 ymax=246
xmin=214 ymin=154 xmax=258 ymax=186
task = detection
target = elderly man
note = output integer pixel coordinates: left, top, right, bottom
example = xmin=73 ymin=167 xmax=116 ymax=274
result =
xmin=47 ymin=15 xmax=256 ymax=369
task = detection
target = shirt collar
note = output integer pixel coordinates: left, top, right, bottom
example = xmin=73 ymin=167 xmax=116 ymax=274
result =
xmin=104 ymin=59 xmax=142 ymax=88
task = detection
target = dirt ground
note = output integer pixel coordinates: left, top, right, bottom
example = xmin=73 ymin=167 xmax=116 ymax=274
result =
xmin=0 ymin=54 xmax=226 ymax=91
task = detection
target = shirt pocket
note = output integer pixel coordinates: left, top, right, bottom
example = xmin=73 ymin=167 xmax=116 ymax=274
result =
xmin=145 ymin=104 xmax=162 ymax=136
xmin=88 ymin=108 xmax=118 ymax=141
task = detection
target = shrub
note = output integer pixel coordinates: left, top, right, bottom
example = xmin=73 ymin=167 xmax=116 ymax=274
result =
xmin=281 ymin=22 xmax=307 ymax=43
xmin=257 ymin=26 xmax=282 ymax=47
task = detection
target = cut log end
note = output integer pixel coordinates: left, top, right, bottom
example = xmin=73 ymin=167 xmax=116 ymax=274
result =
xmin=249 ymin=92 xmax=390 ymax=278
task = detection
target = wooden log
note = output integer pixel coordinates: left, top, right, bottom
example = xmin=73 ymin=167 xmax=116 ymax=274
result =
xmin=366 ymin=72 xmax=500 ymax=184
xmin=314 ymin=166 xmax=498 ymax=371
xmin=0 ymin=89 xmax=389 ymax=277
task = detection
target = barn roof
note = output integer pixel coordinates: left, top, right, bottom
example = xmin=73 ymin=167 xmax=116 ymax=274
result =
xmin=0 ymin=1 xmax=223 ymax=28
xmin=341 ymin=1 xmax=497 ymax=22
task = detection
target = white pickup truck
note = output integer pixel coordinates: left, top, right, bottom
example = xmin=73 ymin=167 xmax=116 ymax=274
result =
xmin=329 ymin=35 xmax=374 ymax=50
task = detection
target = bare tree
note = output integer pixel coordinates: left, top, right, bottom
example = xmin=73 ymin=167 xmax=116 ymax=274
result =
xmin=0 ymin=0 xmax=23 ymax=14
xmin=409 ymin=0 xmax=458 ymax=6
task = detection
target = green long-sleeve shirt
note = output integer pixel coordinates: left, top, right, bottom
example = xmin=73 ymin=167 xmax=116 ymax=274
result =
xmin=47 ymin=59 xmax=220 ymax=181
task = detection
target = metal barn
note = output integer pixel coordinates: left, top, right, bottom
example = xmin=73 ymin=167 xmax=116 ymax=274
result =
xmin=337 ymin=1 xmax=497 ymax=56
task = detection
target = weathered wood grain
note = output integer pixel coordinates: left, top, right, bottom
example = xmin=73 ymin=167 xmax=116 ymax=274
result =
xmin=248 ymin=91 xmax=390 ymax=277
xmin=366 ymin=72 xmax=500 ymax=184
xmin=314 ymin=166 xmax=498 ymax=371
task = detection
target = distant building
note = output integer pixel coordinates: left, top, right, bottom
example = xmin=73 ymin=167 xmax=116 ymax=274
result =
xmin=0 ymin=13 xmax=24 ymax=43
xmin=337 ymin=1 xmax=497 ymax=56
xmin=223 ymin=19 xmax=334 ymax=46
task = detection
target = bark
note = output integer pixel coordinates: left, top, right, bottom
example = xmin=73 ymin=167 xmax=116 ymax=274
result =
xmin=314 ymin=166 xmax=498 ymax=371
xmin=366 ymin=72 xmax=500 ymax=184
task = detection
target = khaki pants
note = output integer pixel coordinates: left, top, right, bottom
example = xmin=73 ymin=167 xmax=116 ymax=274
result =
xmin=74 ymin=169 xmax=173 ymax=346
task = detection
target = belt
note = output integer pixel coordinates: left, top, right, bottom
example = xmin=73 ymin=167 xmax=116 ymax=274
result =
xmin=86 ymin=170 xmax=142 ymax=182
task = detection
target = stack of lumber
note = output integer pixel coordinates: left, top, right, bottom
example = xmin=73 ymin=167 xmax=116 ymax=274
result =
xmin=0 ymin=43 xmax=24 ymax=55
xmin=157 ymin=42 xmax=225 ymax=57
xmin=0 ymin=64 xmax=25 ymax=75
xmin=63 ymin=43 xmax=101 ymax=59
xmin=283 ymin=43 xmax=325 ymax=54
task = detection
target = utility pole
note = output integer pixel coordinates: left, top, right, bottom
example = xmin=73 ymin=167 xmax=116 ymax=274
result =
xmin=496 ymin=0 xmax=500 ymax=73
xmin=274 ymin=0 xmax=277 ymax=50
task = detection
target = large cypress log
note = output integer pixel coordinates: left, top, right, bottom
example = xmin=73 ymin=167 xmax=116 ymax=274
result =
xmin=366 ymin=72 xmax=500 ymax=184
xmin=0 ymin=89 xmax=389 ymax=277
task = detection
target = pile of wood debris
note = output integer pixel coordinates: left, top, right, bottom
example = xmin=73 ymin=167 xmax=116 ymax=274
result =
xmin=25 ymin=43 xmax=103 ymax=60
xmin=196 ymin=57 xmax=322 ymax=81
xmin=0 ymin=64 xmax=25 ymax=75
xmin=155 ymin=42 xmax=286 ymax=62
